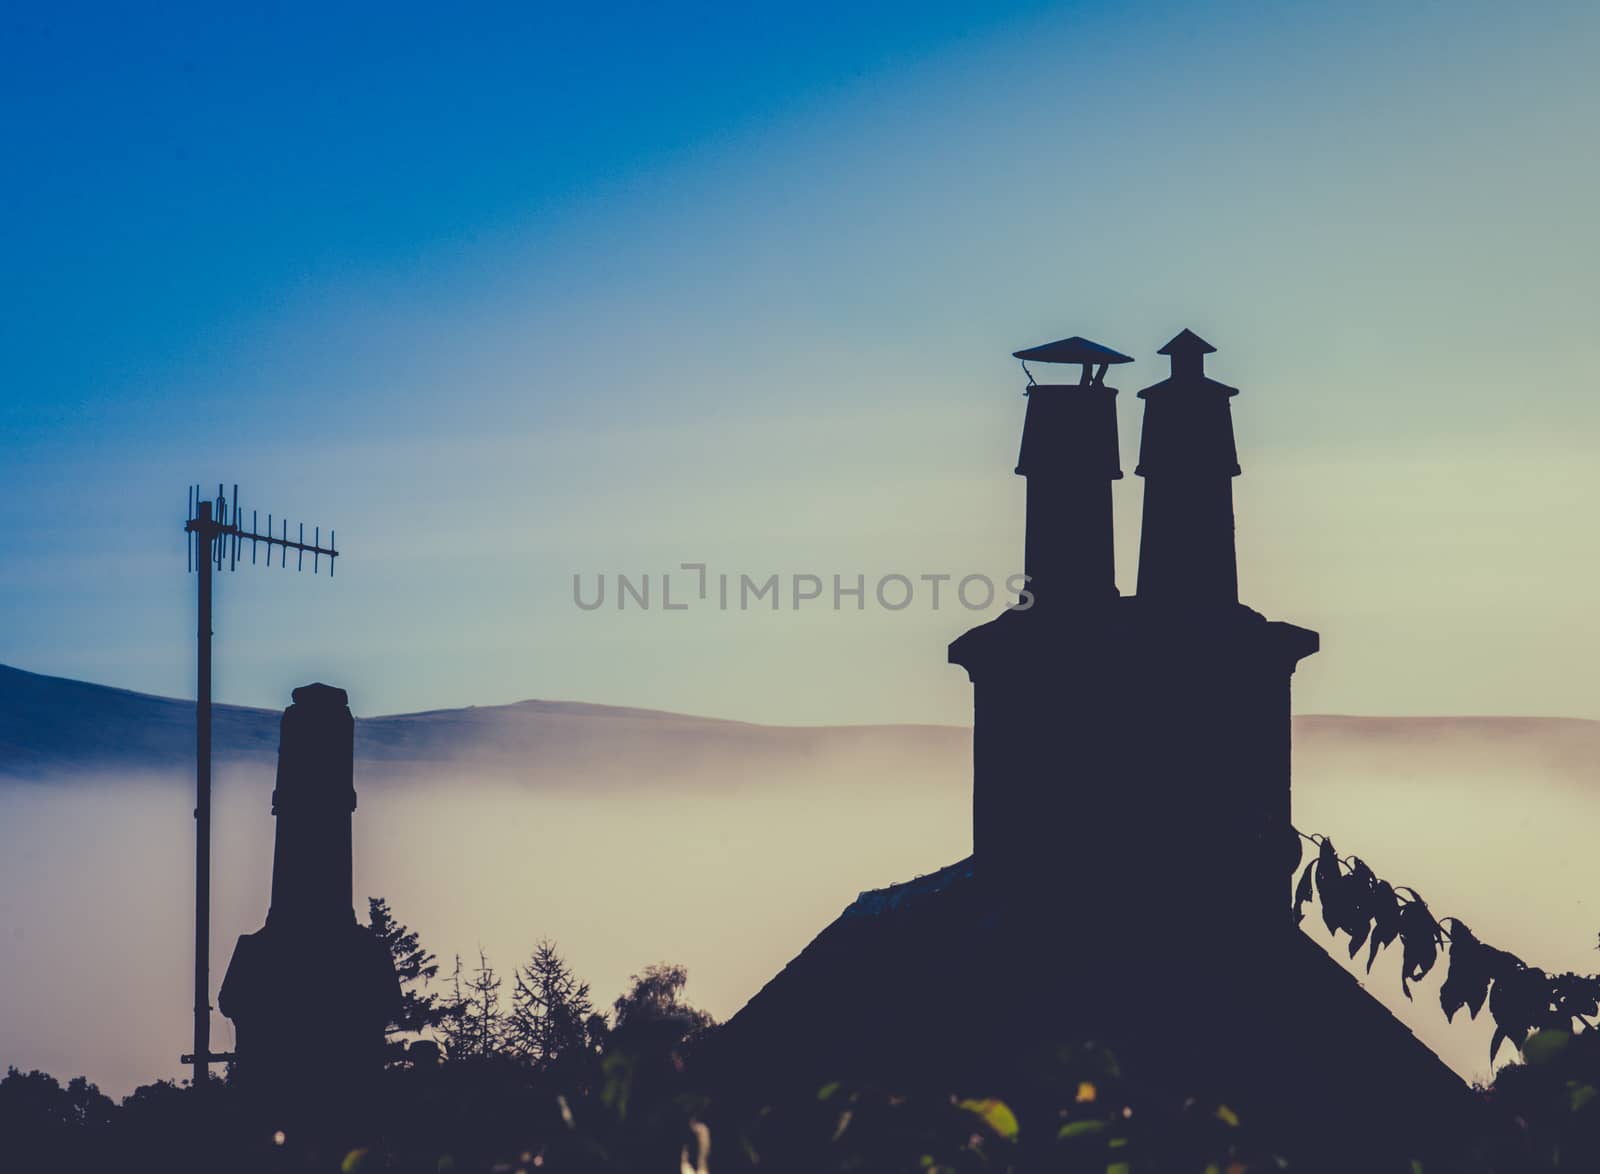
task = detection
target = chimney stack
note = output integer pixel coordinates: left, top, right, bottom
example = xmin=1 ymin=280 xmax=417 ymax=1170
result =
xmin=1010 ymin=336 xmax=1132 ymax=606
xmin=1134 ymin=329 xmax=1241 ymax=608
xmin=219 ymin=683 xmax=400 ymax=1116
xmin=267 ymin=683 xmax=357 ymax=929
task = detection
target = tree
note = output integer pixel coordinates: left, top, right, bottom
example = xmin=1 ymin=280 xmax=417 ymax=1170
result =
xmin=440 ymin=950 xmax=508 ymax=1060
xmin=365 ymin=896 xmax=449 ymax=1051
xmin=509 ymin=939 xmax=595 ymax=1068
xmin=611 ymin=963 xmax=715 ymax=1043
xmin=0 ymin=1068 xmax=115 ymax=1171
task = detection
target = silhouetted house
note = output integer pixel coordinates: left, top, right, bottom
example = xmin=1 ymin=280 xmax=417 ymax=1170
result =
xmin=715 ymin=333 xmax=1478 ymax=1169
xmin=219 ymin=684 xmax=399 ymax=1112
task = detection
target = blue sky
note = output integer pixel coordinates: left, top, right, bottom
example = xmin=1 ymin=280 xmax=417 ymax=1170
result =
xmin=3 ymin=0 xmax=1598 ymax=724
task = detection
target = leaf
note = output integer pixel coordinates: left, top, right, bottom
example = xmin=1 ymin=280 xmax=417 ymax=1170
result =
xmin=1549 ymin=972 xmax=1600 ymax=1026
xmin=1293 ymin=862 xmax=1315 ymax=925
xmin=1366 ymin=882 xmax=1401 ymax=973
xmin=1522 ymin=1029 xmax=1571 ymax=1066
xmin=959 ymin=1098 xmax=1019 ymax=1141
xmin=1490 ymin=1026 xmax=1513 ymax=1063
xmin=817 ymin=1081 xmax=841 ymax=1102
xmin=341 ymin=1149 xmax=370 ymax=1174
xmin=1439 ymin=922 xmax=1491 ymax=1023
xmin=1488 ymin=963 xmax=1541 ymax=1057
xmin=1216 ymin=1104 xmax=1240 ymax=1127
xmin=831 ymin=1109 xmax=854 ymax=1143
xmin=1569 ymin=1082 xmax=1598 ymax=1112
xmin=1348 ymin=917 xmax=1371 ymax=959
xmin=1315 ymin=838 xmax=1343 ymax=935
xmin=1108 ymin=1164 xmax=1131 ymax=1174
xmin=1058 ymin=1120 xmax=1106 ymax=1140
xmin=1398 ymin=900 xmax=1440 ymax=1000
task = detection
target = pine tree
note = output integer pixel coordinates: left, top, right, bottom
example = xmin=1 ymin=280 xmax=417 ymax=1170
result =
xmin=440 ymin=951 xmax=508 ymax=1060
xmin=365 ymin=897 xmax=448 ymax=1047
xmin=509 ymin=940 xmax=595 ymax=1068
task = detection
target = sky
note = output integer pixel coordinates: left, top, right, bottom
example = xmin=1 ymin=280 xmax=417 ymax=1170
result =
xmin=3 ymin=0 xmax=1598 ymax=726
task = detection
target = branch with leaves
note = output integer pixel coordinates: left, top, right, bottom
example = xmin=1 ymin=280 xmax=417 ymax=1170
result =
xmin=1292 ymin=831 xmax=1600 ymax=1061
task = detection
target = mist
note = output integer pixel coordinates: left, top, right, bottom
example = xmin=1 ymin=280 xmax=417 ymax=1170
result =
xmin=4 ymin=711 xmax=1598 ymax=1097
xmin=0 ymin=733 xmax=972 ymax=1098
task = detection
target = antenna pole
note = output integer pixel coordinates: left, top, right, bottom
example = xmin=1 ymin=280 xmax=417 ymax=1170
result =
xmin=192 ymin=499 xmax=214 ymax=1091
xmin=179 ymin=485 xmax=337 ymax=1087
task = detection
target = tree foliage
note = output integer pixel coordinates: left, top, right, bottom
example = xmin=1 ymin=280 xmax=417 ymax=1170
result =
xmin=365 ymin=896 xmax=449 ymax=1042
xmin=612 ymin=962 xmax=715 ymax=1040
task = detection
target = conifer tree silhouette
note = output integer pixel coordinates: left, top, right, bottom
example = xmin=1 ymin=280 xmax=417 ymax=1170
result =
xmin=440 ymin=951 xmax=509 ymax=1060
xmin=365 ymin=896 xmax=448 ymax=1053
xmin=509 ymin=940 xmax=595 ymax=1068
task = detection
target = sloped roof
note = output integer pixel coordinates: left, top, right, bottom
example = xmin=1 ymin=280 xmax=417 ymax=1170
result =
xmin=715 ymin=857 xmax=1481 ymax=1168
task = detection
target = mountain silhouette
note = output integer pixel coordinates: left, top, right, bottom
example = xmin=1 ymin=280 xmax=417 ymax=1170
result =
xmin=0 ymin=661 xmax=967 ymax=785
xmin=6 ymin=660 xmax=1599 ymax=789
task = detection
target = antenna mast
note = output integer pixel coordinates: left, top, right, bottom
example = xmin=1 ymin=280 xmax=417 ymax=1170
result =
xmin=180 ymin=483 xmax=339 ymax=1090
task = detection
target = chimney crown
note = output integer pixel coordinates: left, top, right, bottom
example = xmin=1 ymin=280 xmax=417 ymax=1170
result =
xmin=291 ymin=682 xmax=349 ymax=709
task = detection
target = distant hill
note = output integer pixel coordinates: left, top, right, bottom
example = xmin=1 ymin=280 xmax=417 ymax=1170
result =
xmin=0 ymin=662 xmax=968 ymax=786
xmin=5 ymin=661 xmax=1599 ymax=791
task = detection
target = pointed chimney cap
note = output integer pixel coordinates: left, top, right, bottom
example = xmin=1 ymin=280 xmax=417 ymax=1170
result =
xmin=1157 ymin=329 xmax=1216 ymax=356
xmin=1012 ymin=336 xmax=1134 ymax=365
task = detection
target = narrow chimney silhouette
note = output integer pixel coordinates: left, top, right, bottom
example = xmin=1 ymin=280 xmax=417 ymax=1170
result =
xmin=267 ymin=682 xmax=357 ymax=928
xmin=1010 ymin=336 xmax=1133 ymax=603
xmin=219 ymin=684 xmax=399 ymax=1114
xmin=1134 ymin=329 xmax=1241 ymax=607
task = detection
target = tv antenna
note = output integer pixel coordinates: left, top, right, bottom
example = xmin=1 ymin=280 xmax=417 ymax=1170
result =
xmin=180 ymin=483 xmax=339 ymax=1089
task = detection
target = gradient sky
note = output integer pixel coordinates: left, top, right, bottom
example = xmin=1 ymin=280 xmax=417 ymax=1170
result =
xmin=3 ymin=0 xmax=1598 ymax=726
